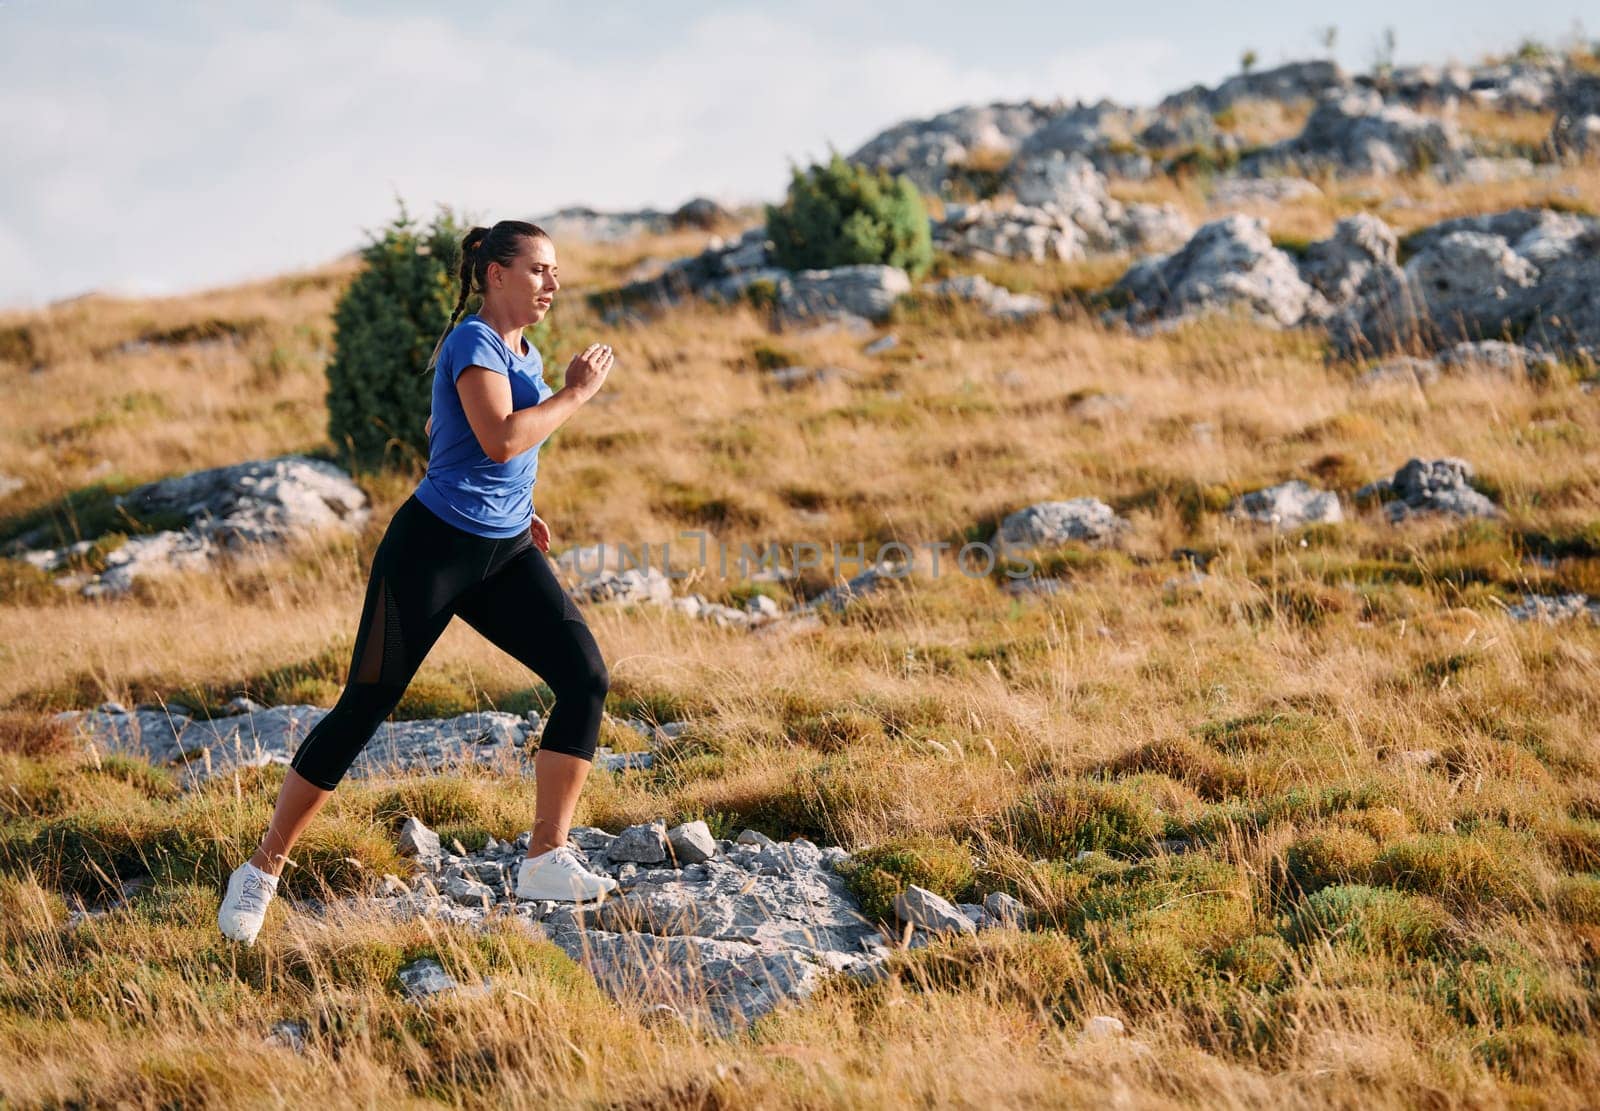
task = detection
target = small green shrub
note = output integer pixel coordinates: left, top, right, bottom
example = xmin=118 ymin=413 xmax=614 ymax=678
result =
xmin=1283 ymin=884 xmax=1454 ymax=958
xmin=325 ymin=203 xmax=464 ymax=472
xmin=842 ymin=835 xmax=977 ymax=923
xmin=1003 ymin=779 xmax=1163 ymax=860
xmin=1285 ymin=826 xmax=1379 ymax=893
xmin=1370 ymin=834 xmax=1537 ymax=910
xmin=765 ymin=154 xmax=933 ymax=278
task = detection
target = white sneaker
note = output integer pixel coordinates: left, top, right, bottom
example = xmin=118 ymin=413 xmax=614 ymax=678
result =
xmin=515 ymin=846 xmax=618 ymax=902
xmin=218 ymin=861 xmax=279 ymax=945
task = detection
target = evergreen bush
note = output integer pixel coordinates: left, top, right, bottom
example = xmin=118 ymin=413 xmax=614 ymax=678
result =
xmin=325 ymin=204 xmax=464 ymax=472
xmin=765 ymin=154 xmax=932 ymax=278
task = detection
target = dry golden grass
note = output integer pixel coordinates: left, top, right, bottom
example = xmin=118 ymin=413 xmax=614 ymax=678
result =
xmin=3 ymin=160 xmax=1600 ymax=1106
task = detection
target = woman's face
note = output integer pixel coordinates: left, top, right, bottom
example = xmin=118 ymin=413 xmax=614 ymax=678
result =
xmin=489 ymin=234 xmax=560 ymax=325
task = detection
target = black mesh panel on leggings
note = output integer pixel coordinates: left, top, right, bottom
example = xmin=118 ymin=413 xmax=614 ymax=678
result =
xmin=288 ymin=495 xmax=608 ymax=790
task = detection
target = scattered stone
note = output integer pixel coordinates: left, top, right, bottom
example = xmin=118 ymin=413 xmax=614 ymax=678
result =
xmin=264 ymin=1020 xmax=309 ymax=1052
xmin=1065 ymin=392 xmax=1131 ymax=424
xmin=736 ymin=829 xmax=775 ymax=848
xmin=1082 ymin=1015 xmax=1127 ymax=1040
xmin=595 ymin=748 xmax=655 ymax=773
xmin=983 ymin=891 xmax=1028 ymax=928
xmin=1228 ymin=481 xmax=1343 ymax=529
xmin=1357 ymin=458 xmax=1500 ymax=522
xmin=804 ymin=561 xmax=907 ymax=613
xmin=1393 ymin=749 xmax=1440 ymax=769
xmin=1208 ymin=176 xmax=1322 ymax=207
xmin=1436 ymin=341 xmax=1560 ymax=376
xmin=1356 ymin=356 xmax=1441 ymax=390
xmin=1506 ymin=594 xmax=1600 ymax=623
xmin=397 ymin=957 xmax=462 ymax=999
xmin=444 ymin=874 xmax=495 ymax=905
xmin=398 ymin=817 xmax=442 ymax=861
xmin=863 ymin=333 xmax=900 ymax=356
xmin=927 ymin=275 xmax=1048 ymax=320
xmin=894 ymin=885 xmax=976 ymax=936
xmin=667 ymin=820 xmax=717 ymax=866
xmin=607 ymin=821 xmax=670 ymax=864
xmin=777 ymin=265 xmax=911 ymax=325
xmin=992 ymin=499 xmax=1129 ymax=549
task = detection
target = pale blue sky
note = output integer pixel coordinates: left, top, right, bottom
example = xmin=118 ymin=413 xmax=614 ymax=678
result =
xmin=1 ymin=1 xmax=1590 ymax=306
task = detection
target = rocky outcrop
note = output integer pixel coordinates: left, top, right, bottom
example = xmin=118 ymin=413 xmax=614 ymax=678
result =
xmin=1161 ymin=60 xmax=1348 ymax=114
xmin=1208 ymin=177 xmax=1322 ymax=208
xmin=777 ymin=265 xmax=912 ymax=326
xmin=535 ymin=198 xmax=731 ymax=242
xmin=1109 ymin=206 xmax=1598 ymax=361
xmin=371 ymin=818 xmax=886 ymax=1030
xmin=610 ymin=231 xmax=908 ymax=326
xmin=1506 ymin=594 xmax=1600 ymax=623
xmin=1356 ymin=458 xmax=1500 ymax=522
xmin=1550 ymin=72 xmax=1600 ymax=159
xmin=59 ymin=702 xmax=678 ymax=787
xmin=1298 ymin=214 xmax=1399 ymax=313
xmin=926 ymin=276 xmax=1048 ymax=321
xmin=12 ymin=456 xmax=369 ymax=597
xmin=848 ymin=101 xmax=1060 ymax=193
xmin=1112 ymin=215 xmax=1322 ymax=329
xmin=1242 ymin=88 xmax=1471 ymax=176
xmin=992 ymin=499 xmax=1129 ymax=549
xmin=935 ymin=154 xmax=1190 ymax=263
xmin=1014 ymin=101 xmax=1152 ymax=179
xmin=1228 ymin=481 xmax=1343 ymax=529
xmin=1328 ymin=207 xmax=1600 ymax=360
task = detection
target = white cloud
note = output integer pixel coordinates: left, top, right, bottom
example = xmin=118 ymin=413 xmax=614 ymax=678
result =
xmin=1 ymin=5 xmax=1181 ymax=307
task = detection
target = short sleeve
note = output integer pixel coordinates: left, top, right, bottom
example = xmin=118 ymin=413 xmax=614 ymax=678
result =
xmin=441 ymin=324 xmax=508 ymax=384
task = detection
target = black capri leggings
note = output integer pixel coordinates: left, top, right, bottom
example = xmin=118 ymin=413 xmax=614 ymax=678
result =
xmin=289 ymin=494 xmax=609 ymax=790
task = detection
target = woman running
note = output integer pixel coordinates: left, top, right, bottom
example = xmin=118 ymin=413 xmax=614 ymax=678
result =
xmin=218 ymin=220 xmax=618 ymax=945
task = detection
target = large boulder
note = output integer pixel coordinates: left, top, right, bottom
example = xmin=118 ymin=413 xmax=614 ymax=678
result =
xmin=1243 ymin=88 xmax=1471 ymax=176
xmin=1112 ymin=215 xmax=1322 ymax=329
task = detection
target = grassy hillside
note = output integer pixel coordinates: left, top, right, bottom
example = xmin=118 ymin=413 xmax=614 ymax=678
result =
xmin=1 ymin=156 xmax=1598 ymax=1106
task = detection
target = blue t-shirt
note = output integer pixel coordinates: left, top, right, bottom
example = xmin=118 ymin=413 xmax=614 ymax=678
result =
xmin=415 ymin=314 xmax=554 ymax=538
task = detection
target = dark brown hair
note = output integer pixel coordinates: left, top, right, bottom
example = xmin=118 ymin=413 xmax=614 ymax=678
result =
xmin=426 ymin=220 xmax=550 ymax=372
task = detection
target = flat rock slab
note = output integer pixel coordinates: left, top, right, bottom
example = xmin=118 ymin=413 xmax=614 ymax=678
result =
xmin=58 ymin=704 xmax=668 ymax=787
xmin=368 ymin=828 xmax=889 ymax=1032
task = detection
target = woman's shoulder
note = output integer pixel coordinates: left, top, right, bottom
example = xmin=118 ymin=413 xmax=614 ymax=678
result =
xmin=440 ymin=315 xmax=510 ymax=366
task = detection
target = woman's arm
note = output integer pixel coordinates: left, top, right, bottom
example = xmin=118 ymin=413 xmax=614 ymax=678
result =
xmin=455 ymin=343 xmax=614 ymax=464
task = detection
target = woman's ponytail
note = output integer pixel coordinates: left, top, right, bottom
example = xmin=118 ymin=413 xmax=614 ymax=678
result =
xmin=424 ymin=221 xmax=546 ymax=373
